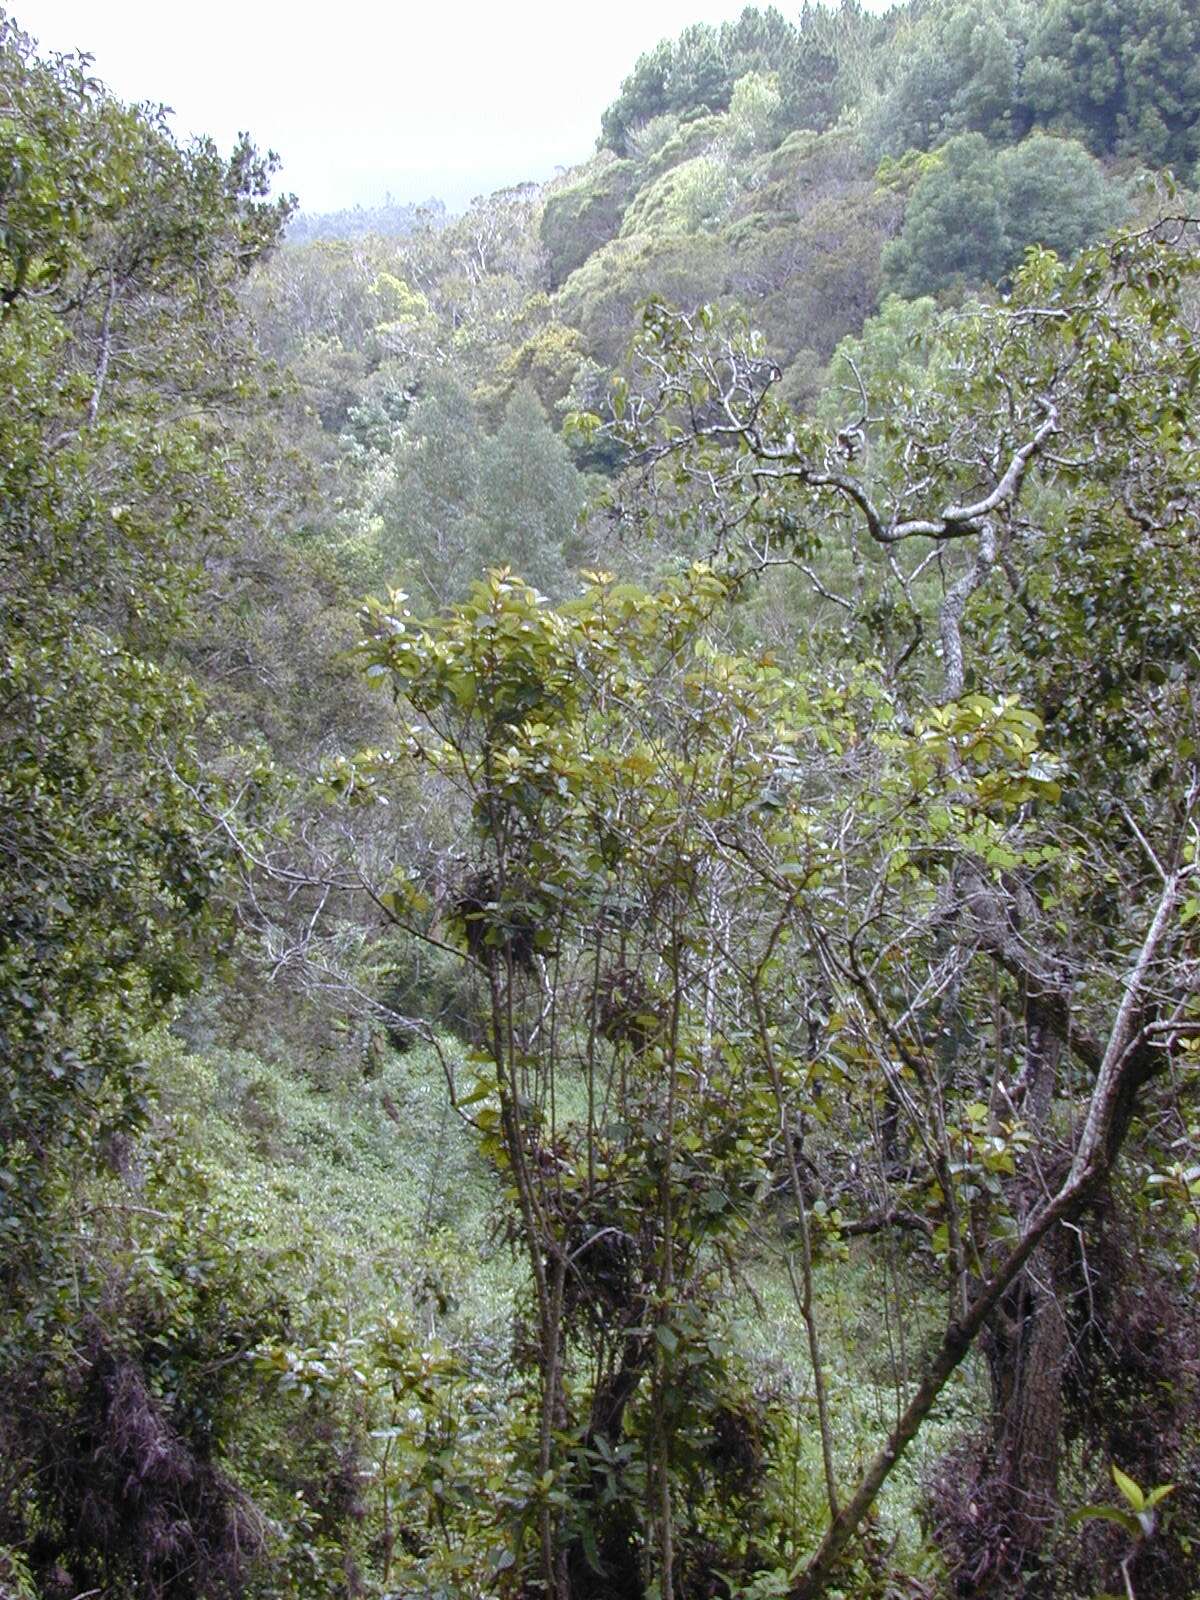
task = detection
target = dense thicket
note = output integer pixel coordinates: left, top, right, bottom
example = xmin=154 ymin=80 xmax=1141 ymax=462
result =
xmin=0 ymin=18 xmax=389 ymax=1596
xmin=3 ymin=4 xmax=1200 ymax=1599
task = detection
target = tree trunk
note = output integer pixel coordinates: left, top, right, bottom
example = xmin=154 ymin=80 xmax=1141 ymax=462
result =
xmin=970 ymin=1229 xmax=1071 ymax=1592
xmin=567 ymin=1333 xmax=653 ymax=1600
xmin=954 ymin=1013 xmax=1071 ymax=1592
xmin=790 ymin=863 xmax=1184 ymax=1600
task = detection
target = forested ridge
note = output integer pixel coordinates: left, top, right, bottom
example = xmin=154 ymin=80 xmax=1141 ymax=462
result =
xmin=2 ymin=4 xmax=1200 ymax=1598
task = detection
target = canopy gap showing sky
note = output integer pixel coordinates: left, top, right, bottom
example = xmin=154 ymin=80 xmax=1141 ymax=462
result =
xmin=19 ymin=0 xmax=889 ymax=215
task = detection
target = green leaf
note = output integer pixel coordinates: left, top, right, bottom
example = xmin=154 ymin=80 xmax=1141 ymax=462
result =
xmin=1112 ymin=1464 xmax=1145 ymax=1510
xmin=1068 ymin=1505 xmax=1141 ymax=1539
xmin=581 ymin=1520 xmax=602 ymax=1574
xmin=457 ymin=1079 xmax=497 ymax=1108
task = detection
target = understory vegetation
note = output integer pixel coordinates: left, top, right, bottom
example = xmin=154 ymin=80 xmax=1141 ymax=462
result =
xmin=2 ymin=3 xmax=1199 ymax=1597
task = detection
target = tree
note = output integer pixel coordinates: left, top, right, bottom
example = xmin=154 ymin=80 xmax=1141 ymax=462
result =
xmin=367 ymin=378 xmax=589 ymax=604
xmin=777 ymin=1 xmax=882 ymax=133
xmin=722 ymin=4 xmax=799 ymax=80
xmin=865 ymin=0 xmax=1032 ymax=157
xmin=728 ymin=70 xmax=785 ymax=154
xmin=371 ymin=371 xmax=486 ymax=601
xmin=474 ymin=386 xmax=590 ymax=596
xmin=473 ymin=318 xmax=593 ymax=425
xmin=0 ymin=12 xmax=289 ymax=1220
xmin=883 ymin=130 xmax=1127 ymax=297
xmin=665 ymin=23 xmax=733 ymax=116
xmin=600 ymin=38 xmax=675 ymax=152
xmin=821 ymin=290 xmax=942 ymax=417
xmin=882 ymin=132 xmax=1009 ymax=295
xmin=554 ymin=229 xmax=733 ymax=367
xmin=631 ymin=151 xmax=735 ymax=235
xmin=0 ymin=16 xmax=328 ymax=1595
xmin=354 ymin=566 xmax=877 ymax=1598
xmin=541 ymin=156 xmax=639 ymax=289
xmin=586 ymin=220 xmax=1200 ymax=1593
xmin=1024 ymin=0 xmax=1200 ymax=169
xmin=996 ymin=131 xmax=1129 ymax=262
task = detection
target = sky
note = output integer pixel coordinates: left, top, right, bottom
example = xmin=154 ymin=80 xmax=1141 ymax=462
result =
xmin=14 ymin=0 xmax=886 ymax=217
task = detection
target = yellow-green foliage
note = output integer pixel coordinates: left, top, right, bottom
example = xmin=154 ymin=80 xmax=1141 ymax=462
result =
xmin=753 ymin=126 xmax=823 ymax=182
xmin=0 ymin=1549 xmax=37 ymax=1600
xmin=619 ymin=149 xmax=735 ymax=237
xmin=540 ymin=154 xmax=638 ymax=288
xmin=728 ymin=69 xmax=785 ymax=154
xmin=473 ymin=319 xmax=590 ymax=426
xmin=875 ymin=144 xmax=948 ymax=195
xmin=639 ymin=109 xmax=728 ymax=183
xmin=366 ymin=269 xmax=430 ymax=324
xmin=556 ymin=230 xmax=733 ymax=362
xmin=736 ymin=123 xmax=867 ymax=225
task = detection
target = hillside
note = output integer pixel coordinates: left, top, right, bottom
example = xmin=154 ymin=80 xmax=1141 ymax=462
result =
xmin=2 ymin=5 xmax=1200 ymax=1599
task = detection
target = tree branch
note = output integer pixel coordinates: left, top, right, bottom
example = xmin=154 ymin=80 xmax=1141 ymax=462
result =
xmin=790 ymin=860 xmax=1187 ymax=1598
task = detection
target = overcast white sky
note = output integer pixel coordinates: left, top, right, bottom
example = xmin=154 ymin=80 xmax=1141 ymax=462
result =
xmin=17 ymin=0 xmax=892 ymax=215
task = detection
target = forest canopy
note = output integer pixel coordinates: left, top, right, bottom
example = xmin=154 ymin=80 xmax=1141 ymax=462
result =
xmin=1 ymin=5 xmax=1199 ymax=1600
